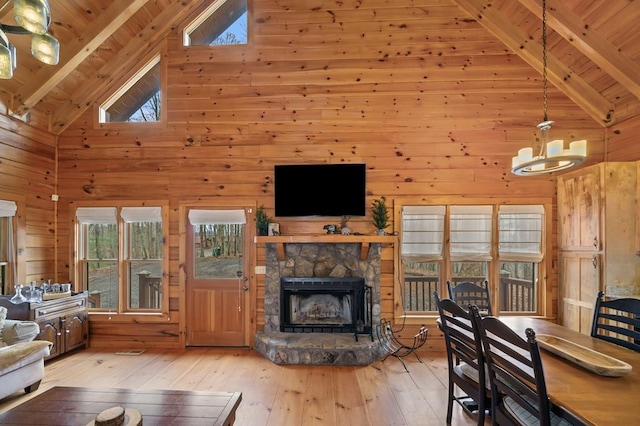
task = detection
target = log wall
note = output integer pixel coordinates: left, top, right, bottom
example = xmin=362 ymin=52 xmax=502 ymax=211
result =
xmin=3 ymin=0 xmax=638 ymax=348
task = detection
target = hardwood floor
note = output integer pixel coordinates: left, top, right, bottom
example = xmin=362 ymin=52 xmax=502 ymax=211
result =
xmin=0 ymin=348 xmax=482 ymax=425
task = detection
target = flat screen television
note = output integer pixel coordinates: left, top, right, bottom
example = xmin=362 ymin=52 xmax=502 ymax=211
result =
xmin=274 ymin=163 xmax=366 ymax=217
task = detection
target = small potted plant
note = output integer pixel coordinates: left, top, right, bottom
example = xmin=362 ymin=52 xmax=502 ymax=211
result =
xmin=255 ymin=205 xmax=270 ymax=236
xmin=371 ymin=196 xmax=389 ymax=235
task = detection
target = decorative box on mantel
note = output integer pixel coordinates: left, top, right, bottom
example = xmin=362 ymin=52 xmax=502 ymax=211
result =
xmin=255 ymin=234 xmax=397 ymax=260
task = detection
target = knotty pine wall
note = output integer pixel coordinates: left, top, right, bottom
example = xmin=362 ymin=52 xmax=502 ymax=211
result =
xmin=7 ymin=0 xmax=640 ymax=349
xmin=0 ymin=112 xmax=57 ymax=288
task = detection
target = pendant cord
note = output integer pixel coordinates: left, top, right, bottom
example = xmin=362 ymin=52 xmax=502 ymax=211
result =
xmin=542 ymin=0 xmax=548 ymax=123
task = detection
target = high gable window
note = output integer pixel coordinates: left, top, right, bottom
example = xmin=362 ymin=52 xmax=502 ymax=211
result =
xmin=98 ymin=54 xmax=162 ymax=123
xmin=184 ymin=0 xmax=247 ymax=46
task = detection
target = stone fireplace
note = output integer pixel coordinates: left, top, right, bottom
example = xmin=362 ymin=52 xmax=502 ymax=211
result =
xmin=254 ymin=242 xmax=383 ymax=365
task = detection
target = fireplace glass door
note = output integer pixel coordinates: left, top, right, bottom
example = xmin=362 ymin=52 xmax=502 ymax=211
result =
xmin=280 ymin=277 xmax=370 ymax=334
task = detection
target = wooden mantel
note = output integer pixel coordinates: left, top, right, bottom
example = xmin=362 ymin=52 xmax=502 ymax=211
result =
xmin=255 ymin=234 xmax=398 ymax=260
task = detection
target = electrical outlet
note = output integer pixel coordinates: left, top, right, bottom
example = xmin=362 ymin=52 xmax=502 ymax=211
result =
xmin=255 ymin=266 xmax=266 ymax=275
xmin=51 ymin=194 xmax=59 ymax=201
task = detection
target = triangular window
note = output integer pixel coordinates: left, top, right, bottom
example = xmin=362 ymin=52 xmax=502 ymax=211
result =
xmin=99 ymin=54 xmax=162 ymax=123
xmin=184 ymin=0 xmax=247 ymax=46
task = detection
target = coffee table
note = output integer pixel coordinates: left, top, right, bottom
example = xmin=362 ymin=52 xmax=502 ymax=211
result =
xmin=0 ymin=386 xmax=242 ymax=425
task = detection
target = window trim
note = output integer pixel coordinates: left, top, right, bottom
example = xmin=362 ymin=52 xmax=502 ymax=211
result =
xmin=93 ymin=44 xmax=167 ymax=129
xmin=0 ymin=191 xmax=26 ymax=294
xmin=182 ymin=0 xmax=248 ymax=47
xmin=393 ymin=197 xmax=553 ymax=323
xmin=72 ymin=201 xmax=170 ymax=320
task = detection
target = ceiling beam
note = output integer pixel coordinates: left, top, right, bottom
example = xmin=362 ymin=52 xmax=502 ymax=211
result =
xmin=517 ymin=0 xmax=640 ymax=101
xmin=50 ymin=0 xmax=203 ymax=134
xmin=451 ymin=0 xmax=614 ymax=126
xmin=12 ymin=0 xmax=150 ymax=117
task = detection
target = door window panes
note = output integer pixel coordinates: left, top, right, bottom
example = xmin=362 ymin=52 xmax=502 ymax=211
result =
xmin=188 ymin=209 xmax=246 ymax=279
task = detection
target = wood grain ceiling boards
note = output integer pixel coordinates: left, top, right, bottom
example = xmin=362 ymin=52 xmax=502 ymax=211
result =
xmin=0 ymin=0 xmax=637 ymax=134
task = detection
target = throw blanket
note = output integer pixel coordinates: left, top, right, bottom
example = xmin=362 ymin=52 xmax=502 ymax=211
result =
xmin=0 ymin=340 xmax=52 ymax=375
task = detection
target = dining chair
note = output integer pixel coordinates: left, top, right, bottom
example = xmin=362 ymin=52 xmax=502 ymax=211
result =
xmin=590 ymin=291 xmax=640 ymax=352
xmin=469 ymin=305 xmax=581 ymax=426
xmin=447 ymin=280 xmax=493 ymax=315
xmin=434 ymin=292 xmax=489 ymax=425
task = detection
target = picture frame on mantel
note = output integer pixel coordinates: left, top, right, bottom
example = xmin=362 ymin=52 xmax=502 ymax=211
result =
xmin=268 ymin=222 xmax=280 ymax=236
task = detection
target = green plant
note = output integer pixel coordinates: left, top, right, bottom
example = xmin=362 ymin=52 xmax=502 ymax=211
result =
xmin=255 ymin=205 xmax=270 ymax=236
xmin=371 ymin=196 xmax=389 ymax=231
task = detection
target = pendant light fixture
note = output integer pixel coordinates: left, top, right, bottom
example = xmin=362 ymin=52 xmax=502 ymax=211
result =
xmin=0 ymin=0 xmax=59 ymax=79
xmin=511 ymin=0 xmax=587 ymax=176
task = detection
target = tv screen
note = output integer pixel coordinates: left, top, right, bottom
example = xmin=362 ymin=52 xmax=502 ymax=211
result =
xmin=274 ymin=164 xmax=366 ymax=217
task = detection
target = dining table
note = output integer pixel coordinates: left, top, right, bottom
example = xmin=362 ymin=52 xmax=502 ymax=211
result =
xmin=499 ymin=317 xmax=639 ymax=426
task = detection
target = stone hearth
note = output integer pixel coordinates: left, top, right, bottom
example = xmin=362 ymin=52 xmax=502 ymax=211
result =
xmin=254 ymin=332 xmax=382 ymax=366
xmin=255 ymin=241 xmax=384 ymax=366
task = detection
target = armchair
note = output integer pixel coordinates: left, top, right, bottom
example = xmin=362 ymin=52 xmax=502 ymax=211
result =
xmin=0 ymin=306 xmax=52 ymax=400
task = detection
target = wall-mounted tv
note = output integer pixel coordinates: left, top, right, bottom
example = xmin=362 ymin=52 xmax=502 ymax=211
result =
xmin=274 ymin=163 xmax=366 ymax=217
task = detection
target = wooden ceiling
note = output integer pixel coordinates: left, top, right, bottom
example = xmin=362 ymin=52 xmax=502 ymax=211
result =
xmin=0 ymin=0 xmax=638 ymax=135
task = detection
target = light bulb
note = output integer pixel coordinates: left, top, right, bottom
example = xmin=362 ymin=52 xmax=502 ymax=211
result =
xmin=546 ymin=140 xmax=564 ymax=157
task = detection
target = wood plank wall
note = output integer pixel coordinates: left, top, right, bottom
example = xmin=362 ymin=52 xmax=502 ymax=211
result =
xmin=607 ymin=115 xmax=640 ymax=161
xmin=3 ymin=0 xmax=633 ymax=349
xmin=0 ymin=112 xmax=57 ymax=286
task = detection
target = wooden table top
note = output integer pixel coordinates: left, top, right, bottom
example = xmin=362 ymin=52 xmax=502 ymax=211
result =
xmin=0 ymin=386 xmax=242 ymax=426
xmin=499 ymin=317 xmax=639 ymax=426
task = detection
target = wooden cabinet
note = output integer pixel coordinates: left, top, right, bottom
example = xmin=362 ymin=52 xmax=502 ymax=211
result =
xmin=557 ymin=162 xmax=640 ymax=334
xmin=32 ymin=293 xmax=89 ymax=359
xmin=62 ymin=310 xmax=88 ymax=353
xmin=36 ymin=317 xmax=63 ymax=359
xmin=0 ymin=292 xmax=89 ymax=360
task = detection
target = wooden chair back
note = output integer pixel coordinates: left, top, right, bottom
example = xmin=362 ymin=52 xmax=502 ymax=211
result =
xmin=447 ymin=280 xmax=493 ymax=315
xmin=434 ymin=292 xmax=488 ymax=425
xmin=469 ymin=306 xmax=578 ymax=426
xmin=590 ymin=291 xmax=640 ymax=352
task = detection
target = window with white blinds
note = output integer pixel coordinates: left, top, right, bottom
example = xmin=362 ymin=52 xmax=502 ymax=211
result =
xmin=76 ymin=207 xmax=117 ymax=224
xmin=450 ymin=205 xmax=492 ymax=261
xmin=188 ymin=209 xmax=246 ymax=225
xmin=401 ymin=206 xmax=445 ymax=262
xmin=74 ymin=204 xmax=167 ymax=313
xmin=121 ymin=207 xmax=162 ymax=223
xmin=0 ymin=200 xmax=17 ymax=217
xmin=498 ymin=205 xmax=544 ymax=262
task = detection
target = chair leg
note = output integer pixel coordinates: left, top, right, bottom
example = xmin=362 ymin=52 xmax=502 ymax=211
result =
xmin=476 ymin=392 xmax=487 ymax=425
xmin=446 ymin=381 xmax=454 ymax=424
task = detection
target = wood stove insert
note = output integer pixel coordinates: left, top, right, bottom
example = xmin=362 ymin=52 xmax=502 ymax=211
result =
xmin=280 ymin=277 xmax=372 ymax=340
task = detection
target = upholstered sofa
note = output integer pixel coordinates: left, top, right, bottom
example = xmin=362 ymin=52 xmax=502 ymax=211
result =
xmin=0 ymin=306 xmax=51 ymax=400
